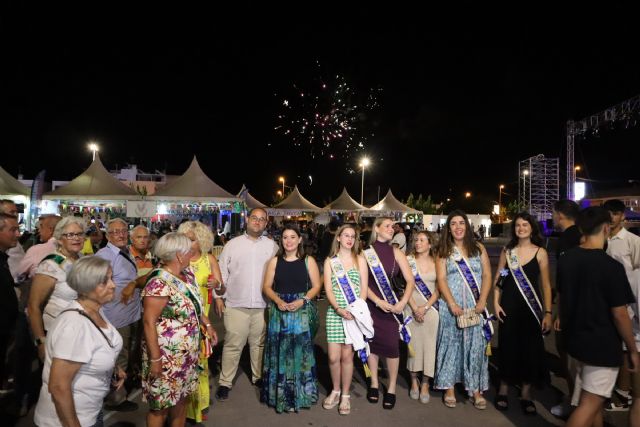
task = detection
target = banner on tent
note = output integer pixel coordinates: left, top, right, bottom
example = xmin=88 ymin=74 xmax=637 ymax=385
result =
xmin=126 ymin=201 xmax=157 ymax=218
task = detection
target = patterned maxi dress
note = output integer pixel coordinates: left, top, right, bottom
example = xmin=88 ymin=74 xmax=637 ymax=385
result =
xmin=141 ymin=268 xmax=202 ymax=410
xmin=434 ymin=255 xmax=489 ymax=392
xmin=326 ymin=268 xmax=361 ymax=343
xmin=261 ymin=257 xmax=318 ymax=413
xmin=186 ymin=254 xmax=213 ymax=422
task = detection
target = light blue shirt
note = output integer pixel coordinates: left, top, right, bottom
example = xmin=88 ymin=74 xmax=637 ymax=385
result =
xmin=95 ymin=242 xmax=139 ymax=328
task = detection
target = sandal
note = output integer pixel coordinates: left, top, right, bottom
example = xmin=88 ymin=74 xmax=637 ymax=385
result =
xmin=382 ymin=392 xmax=396 ymax=410
xmin=338 ymin=395 xmax=351 ymax=415
xmin=495 ymin=394 xmax=508 ymax=411
xmin=444 ymin=391 xmax=457 ymax=408
xmin=367 ymin=386 xmax=379 ymax=403
xmin=520 ymin=399 xmax=537 ymax=416
xmin=471 ymin=395 xmax=487 ymax=410
xmin=323 ymin=390 xmax=341 ymax=410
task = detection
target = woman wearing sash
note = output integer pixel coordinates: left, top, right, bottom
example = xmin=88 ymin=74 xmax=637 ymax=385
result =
xmin=177 ymin=221 xmax=224 ymax=423
xmin=406 ymin=231 xmax=440 ymax=403
xmin=261 ymin=225 xmax=322 ymax=413
xmin=435 ymin=210 xmax=492 ymax=409
xmin=493 ymin=212 xmax=552 ymax=415
xmin=322 ymin=224 xmax=369 ymax=415
xmin=365 ymin=217 xmax=416 ymax=410
xmin=142 ymin=232 xmax=218 ymax=427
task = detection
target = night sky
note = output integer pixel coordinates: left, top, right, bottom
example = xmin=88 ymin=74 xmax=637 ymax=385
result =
xmin=2 ymin=11 xmax=639 ymax=209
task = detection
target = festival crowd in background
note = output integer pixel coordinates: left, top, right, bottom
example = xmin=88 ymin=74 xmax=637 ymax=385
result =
xmin=0 ymin=197 xmax=639 ymax=427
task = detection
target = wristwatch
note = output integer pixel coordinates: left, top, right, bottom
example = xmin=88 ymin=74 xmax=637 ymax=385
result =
xmin=34 ymin=336 xmax=46 ymax=346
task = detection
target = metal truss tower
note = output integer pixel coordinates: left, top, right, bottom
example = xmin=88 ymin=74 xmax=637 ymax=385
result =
xmin=566 ymin=93 xmax=640 ymax=199
xmin=519 ymin=154 xmax=559 ymax=221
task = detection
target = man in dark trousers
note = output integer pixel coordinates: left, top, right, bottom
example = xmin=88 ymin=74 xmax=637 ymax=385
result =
xmin=556 ymin=207 xmax=638 ymax=427
xmin=0 ymin=213 xmax=20 ymax=394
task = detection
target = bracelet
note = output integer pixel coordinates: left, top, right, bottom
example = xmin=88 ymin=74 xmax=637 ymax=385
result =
xmin=544 ymin=310 xmax=552 ymax=314
xmin=302 ymin=296 xmax=311 ymax=304
xmin=204 ymin=323 xmax=211 ymax=327
xmin=150 ymin=356 xmax=163 ymax=363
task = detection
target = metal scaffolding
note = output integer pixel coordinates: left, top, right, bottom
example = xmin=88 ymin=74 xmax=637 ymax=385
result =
xmin=519 ymin=154 xmax=559 ymax=221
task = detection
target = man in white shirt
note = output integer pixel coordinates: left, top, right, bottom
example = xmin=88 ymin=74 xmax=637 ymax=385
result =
xmin=215 ymin=208 xmax=278 ymax=401
xmin=391 ymin=222 xmax=407 ymax=253
xmin=604 ymin=199 xmax=640 ymax=416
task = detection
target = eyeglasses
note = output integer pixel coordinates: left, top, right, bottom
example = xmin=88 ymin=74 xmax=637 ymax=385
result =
xmin=249 ymin=216 xmax=267 ymax=223
xmin=61 ymin=232 xmax=85 ymax=240
xmin=108 ymin=229 xmax=128 ymax=235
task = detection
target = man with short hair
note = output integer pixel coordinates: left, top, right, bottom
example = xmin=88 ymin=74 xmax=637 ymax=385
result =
xmin=119 ymin=225 xmax=155 ymax=305
xmin=0 ymin=200 xmax=25 ymax=281
xmin=557 ymin=206 xmax=639 ymax=427
xmin=215 ymin=207 xmax=278 ymax=401
xmin=551 ymin=199 xmax=582 ymax=417
xmin=391 ymin=222 xmax=407 ymax=253
xmin=0 ymin=213 xmax=20 ymax=393
xmin=603 ymin=199 xmax=640 ymax=415
xmin=95 ymin=218 xmax=139 ymax=411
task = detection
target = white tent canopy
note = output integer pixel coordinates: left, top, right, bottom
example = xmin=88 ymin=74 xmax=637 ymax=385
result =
xmin=0 ymin=166 xmax=30 ymax=196
xmin=324 ymin=187 xmax=366 ymax=212
xmin=150 ymin=156 xmax=239 ymax=202
xmin=43 ymin=154 xmax=138 ymax=201
xmin=361 ymin=189 xmax=421 ymax=216
xmin=268 ymin=185 xmax=323 ymax=216
xmin=237 ymin=184 xmax=267 ymax=209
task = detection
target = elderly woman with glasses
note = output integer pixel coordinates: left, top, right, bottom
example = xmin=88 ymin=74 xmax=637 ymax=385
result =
xmin=142 ymin=232 xmax=218 ymax=427
xmin=34 ymin=256 xmax=125 ymax=427
xmin=28 ymin=216 xmax=86 ymax=361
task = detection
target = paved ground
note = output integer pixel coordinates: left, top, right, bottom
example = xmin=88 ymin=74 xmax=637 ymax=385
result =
xmin=12 ymin=238 xmax=629 ymax=426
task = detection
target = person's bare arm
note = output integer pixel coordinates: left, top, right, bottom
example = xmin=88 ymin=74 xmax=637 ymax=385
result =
xmin=393 ymin=247 xmax=415 ymax=313
xmin=612 ymin=305 xmax=640 ymax=372
xmin=493 ymin=249 xmax=507 ymax=322
xmin=28 ymin=273 xmax=56 ymax=360
xmin=537 ymin=248 xmax=553 ymax=332
xmin=49 ymin=358 xmax=83 ymax=427
xmin=475 ymin=244 xmax=492 ymax=314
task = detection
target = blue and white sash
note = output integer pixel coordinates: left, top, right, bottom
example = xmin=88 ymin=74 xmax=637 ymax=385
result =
xmin=329 ymin=256 xmax=370 ymax=368
xmin=506 ymin=249 xmax=544 ymax=324
xmin=451 ymin=247 xmax=495 ymax=343
xmin=407 ymin=255 xmax=439 ymax=311
xmin=364 ymin=248 xmax=412 ymax=344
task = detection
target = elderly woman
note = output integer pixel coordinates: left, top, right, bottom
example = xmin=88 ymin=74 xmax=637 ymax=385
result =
xmin=142 ymin=232 xmax=218 ymax=427
xmin=177 ymin=221 xmax=223 ymax=423
xmin=28 ymin=216 xmax=86 ymax=361
xmin=33 ymin=256 xmax=125 ymax=427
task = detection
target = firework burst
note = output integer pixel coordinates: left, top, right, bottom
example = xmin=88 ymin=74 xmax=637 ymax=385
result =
xmin=274 ymin=62 xmax=382 ymax=163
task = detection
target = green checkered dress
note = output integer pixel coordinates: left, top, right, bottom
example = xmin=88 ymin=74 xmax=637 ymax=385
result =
xmin=326 ymin=268 xmax=361 ymax=343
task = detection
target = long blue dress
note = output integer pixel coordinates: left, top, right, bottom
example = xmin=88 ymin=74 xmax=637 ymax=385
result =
xmin=434 ymin=255 xmax=489 ymax=392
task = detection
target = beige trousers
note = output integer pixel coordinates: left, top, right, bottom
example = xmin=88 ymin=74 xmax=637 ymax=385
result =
xmin=218 ymin=307 xmax=266 ymax=388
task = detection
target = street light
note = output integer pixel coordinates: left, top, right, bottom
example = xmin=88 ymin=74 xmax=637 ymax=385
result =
xmin=465 ymin=192 xmax=471 ymax=198
xmin=359 ymin=157 xmax=370 ymax=205
xmin=88 ymin=142 xmax=99 ymax=161
xmin=277 ymin=190 xmax=283 ymax=198
xmin=278 ymin=177 xmax=285 ymax=195
xmin=498 ymin=185 xmax=505 ymax=222
xmin=523 ymin=170 xmax=529 ymax=209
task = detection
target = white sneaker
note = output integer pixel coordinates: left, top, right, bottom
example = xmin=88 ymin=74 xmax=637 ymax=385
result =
xmin=550 ymin=402 xmax=571 ymax=417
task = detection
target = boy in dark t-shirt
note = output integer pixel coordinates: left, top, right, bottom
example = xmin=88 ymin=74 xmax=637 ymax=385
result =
xmin=557 ymin=206 xmax=639 ymax=427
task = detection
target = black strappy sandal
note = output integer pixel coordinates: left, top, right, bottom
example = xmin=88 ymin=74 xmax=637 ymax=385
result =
xmin=367 ymin=386 xmax=379 ymax=403
xmin=495 ymin=394 xmax=509 ymax=411
xmin=520 ymin=399 xmax=537 ymax=416
xmin=383 ymin=392 xmax=396 ymax=410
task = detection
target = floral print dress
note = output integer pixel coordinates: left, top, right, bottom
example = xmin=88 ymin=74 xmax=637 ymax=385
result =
xmin=141 ymin=268 xmax=202 ymax=410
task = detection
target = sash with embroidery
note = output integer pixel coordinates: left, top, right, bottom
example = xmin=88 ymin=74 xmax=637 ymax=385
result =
xmin=506 ymin=249 xmax=544 ymax=324
xmin=407 ymin=255 xmax=439 ymax=311
xmin=157 ymin=268 xmax=212 ymax=358
xmin=451 ymin=247 xmax=495 ymax=343
xmin=329 ymin=256 xmax=371 ymax=372
xmin=363 ymin=248 xmax=412 ymax=344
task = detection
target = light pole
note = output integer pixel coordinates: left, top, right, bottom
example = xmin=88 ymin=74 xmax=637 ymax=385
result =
xmin=360 ymin=157 xmax=370 ymax=205
xmin=88 ymin=142 xmax=99 ymax=161
xmin=498 ymin=184 xmax=504 ymax=222
xmin=278 ymin=177 xmax=285 ymax=195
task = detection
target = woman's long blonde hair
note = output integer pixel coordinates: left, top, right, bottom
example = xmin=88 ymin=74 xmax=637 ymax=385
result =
xmin=329 ymin=224 xmax=360 ymax=265
xmin=368 ymin=217 xmax=394 ymax=246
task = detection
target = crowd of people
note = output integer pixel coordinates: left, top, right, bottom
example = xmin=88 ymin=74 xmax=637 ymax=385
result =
xmin=0 ymin=197 xmax=639 ymax=426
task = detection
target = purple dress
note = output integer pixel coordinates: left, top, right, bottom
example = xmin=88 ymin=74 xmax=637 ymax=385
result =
xmin=367 ymin=241 xmax=401 ymax=358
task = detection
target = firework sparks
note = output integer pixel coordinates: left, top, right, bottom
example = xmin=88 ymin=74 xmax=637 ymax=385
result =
xmin=274 ymin=62 xmax=382 ymax=162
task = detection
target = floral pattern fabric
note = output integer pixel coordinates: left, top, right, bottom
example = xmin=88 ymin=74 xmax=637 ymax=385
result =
xmin=141 ymin=268 xmax=201 ymax=410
